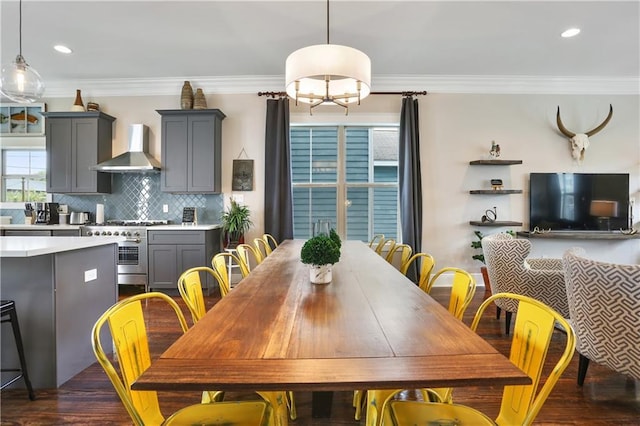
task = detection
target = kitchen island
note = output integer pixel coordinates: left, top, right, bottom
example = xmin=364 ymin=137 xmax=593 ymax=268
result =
xmin=0 ymin=236 xmax=124 ymax=388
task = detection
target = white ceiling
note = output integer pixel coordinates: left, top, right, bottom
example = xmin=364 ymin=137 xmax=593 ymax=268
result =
xmin=1 ymin=0 xmax=639 ymax=97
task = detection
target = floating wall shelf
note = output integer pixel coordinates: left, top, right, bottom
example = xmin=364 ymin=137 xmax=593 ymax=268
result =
xmin=470 ymin=221 xmax=523 ymax=227
xmin=469 ymin=189 xmax=523 ymax=194
xmin=469 ymin=160 xmax=523 ymax=165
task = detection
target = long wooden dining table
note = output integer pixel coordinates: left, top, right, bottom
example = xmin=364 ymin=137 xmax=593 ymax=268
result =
xmin=133 ymin=239 xmax=530 ymax=425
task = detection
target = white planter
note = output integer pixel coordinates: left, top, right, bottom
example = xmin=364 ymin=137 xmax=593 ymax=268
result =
xmin=309 ymin=264 xmax=332 ymax=284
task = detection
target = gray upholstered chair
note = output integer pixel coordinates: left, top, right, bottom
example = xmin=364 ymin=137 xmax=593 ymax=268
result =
xmin=562 ymin=248 xmax=640 ymax=385
xmin=482 ymin=232 xmax=569 ymax=334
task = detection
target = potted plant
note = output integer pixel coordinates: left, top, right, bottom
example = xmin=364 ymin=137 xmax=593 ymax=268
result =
xmin=221 ymin=198 xmax=253 ymax=248
xmin=300 ymin=233 xmax=341 ymax=284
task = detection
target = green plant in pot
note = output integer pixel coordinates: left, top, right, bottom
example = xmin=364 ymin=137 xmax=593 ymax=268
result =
xmin=221 ymin=198 xmax=253 ymax=248
xmin=300 ymin=233 xmax=341 ymax=284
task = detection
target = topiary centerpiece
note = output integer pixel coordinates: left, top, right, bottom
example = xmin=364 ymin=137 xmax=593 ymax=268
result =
xmin=300 ymin=232 xmax=341 ymax=284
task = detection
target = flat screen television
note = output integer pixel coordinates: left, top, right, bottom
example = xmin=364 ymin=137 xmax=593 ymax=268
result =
xmin=529 ymin=173 xmax=629 ymax=232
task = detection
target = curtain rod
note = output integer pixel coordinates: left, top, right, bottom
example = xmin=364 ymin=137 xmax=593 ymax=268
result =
xmin=258 ymin=91 xmax=287 ymax=98
xmin=258 ymin=91 xmax=427 ymax=97
xmin=370 ymin=91 xmax=427 ymax=96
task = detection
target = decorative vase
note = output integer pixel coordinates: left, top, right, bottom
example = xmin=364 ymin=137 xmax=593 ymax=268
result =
xmin=180 ymin=81 xmax=193 ymax=110
xmin=71 ymin=89 xmax=85 ymax=112
xmin=309 ymin=264 xmax=332 ymax=284
xmin=193 ymin=88 xmax=207 ymax=110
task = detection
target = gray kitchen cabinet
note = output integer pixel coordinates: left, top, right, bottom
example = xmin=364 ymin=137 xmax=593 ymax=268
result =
xmin=147 ymin=229 xmax=221 ymax=290
xmin=156 ymin=109 xmax=225 ymax=193
xmin=44 ymin=111 xmax=115 ymax=194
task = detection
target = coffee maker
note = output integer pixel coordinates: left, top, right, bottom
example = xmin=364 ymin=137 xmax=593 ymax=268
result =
xmin=34 ymin=202 xmax=60 ymax=224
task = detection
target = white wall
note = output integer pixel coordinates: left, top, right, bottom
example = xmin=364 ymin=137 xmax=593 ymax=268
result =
xmin=44 ymin=92 xmax=640 ymax=272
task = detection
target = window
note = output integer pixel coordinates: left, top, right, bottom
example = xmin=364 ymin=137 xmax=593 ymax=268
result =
xmin=290 ymin=125 xmax=400 ymax=241
xmin=0 ymin=135 xmax=48 ymax=206
xmin=1 ymin=148 xmax=47 ymax=203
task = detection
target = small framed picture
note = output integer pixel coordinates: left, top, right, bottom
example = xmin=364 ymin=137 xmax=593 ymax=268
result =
xmin=0 ymin=103 xmax=46 ymax=135
xmin=232 ymin=159 xmax=254 ymax=191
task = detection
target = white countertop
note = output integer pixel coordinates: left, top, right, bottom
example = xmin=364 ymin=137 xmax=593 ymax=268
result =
xmin=0 ymin=236 xmax=125 ymax=257
xmin=149 ymin=224 xmax=222 ymax=231
xmin=0 ymin=224 xmax=83 ymax=230
xmin=0 ymin=224 xmax=221 ymax=231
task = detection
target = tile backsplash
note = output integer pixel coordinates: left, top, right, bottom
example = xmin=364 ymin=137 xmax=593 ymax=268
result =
xmin=1 ymin=174 xmax=224 ymax=224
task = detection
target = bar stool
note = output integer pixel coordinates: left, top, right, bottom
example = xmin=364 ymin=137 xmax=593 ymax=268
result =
xmin=1 ymin=300 xmax=35 ymax=400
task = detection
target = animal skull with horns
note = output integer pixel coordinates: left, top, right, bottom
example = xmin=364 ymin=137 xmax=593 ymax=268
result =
xmin=556 ymin=104 xmax=613 ymax=162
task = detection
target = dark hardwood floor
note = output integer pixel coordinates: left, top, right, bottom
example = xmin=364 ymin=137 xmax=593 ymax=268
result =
xmin=1 ymin=286 xmax=639 ymax=425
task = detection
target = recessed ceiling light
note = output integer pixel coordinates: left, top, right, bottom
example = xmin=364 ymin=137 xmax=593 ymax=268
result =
xmin=561 ymin=28 xmax=581 ymax=38
xmin=54 ymin=45 xmax=73 ymax=54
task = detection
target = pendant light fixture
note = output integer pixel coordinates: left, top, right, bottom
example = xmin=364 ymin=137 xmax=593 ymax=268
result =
xmin=285 ymin=0 xmax=371 ymax=113
xmin=0 ymin=0 xmax=45 ymax=103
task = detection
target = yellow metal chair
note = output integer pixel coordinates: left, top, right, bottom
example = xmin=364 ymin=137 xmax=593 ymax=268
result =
xmin=354 ymin=266 xmax=476 ymax=421
xmin=179 ymin=266 xmax=295 ymax=423
xmin=263 ymin=234 xmax=279 ymax=253
xmin=384 ymin=293 xmax=576 ymax=426
xmin=385 ymin=243 xmax=412 ymax=270
xmin=426 ymin=267 xmax=477 ymax=318
xmin=254 ymin=237 xmax=271 ymax=260
xmin=400 ymin=252 xmax=435 ymax=292
xmin=91 ymin=292 xmax=271 ymax=426
xmin=375 ymin=238 xmax=395 ymax=258
xmin=211 ymin=252 xmax=250 ymax=296
xmin=237 ymin=243 xmax=264 ymax=271
xmin=177 ymin=266 xmax=215 ymax=325
xmin=368 ymin=234 xmax=385 ymax=250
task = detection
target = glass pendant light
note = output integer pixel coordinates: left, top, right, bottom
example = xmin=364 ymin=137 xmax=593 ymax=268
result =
xmin=0 ymin=0 xmax=45 ymax=103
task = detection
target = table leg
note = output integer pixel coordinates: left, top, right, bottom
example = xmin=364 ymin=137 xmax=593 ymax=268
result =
xmin=311 ymin=391 xmax=333 ymax=418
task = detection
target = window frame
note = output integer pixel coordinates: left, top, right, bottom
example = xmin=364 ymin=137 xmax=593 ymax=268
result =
xmin=0 ymin=135 xmax=50 ymax=208
xmin=290 ymin=114 xmax=400 ymax=240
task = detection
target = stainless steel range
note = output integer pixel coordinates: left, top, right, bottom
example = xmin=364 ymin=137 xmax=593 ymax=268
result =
xmin=81 ymin=220 xmax=169 ymax=291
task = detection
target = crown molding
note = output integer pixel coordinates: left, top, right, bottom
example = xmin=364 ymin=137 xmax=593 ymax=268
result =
xmin=40 ymin=74 xmax=640 ymax=98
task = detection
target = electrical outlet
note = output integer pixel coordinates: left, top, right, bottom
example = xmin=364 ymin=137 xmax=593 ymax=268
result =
xmin=163 ymin=204 xmax=169 ymax=213
xmin=630 ymin=197 xmax=636 ymax=206
xmin=84 ymin=269 xmax=97 ymax=282
xmin=231 ymin=194 xmax=244 ymax=203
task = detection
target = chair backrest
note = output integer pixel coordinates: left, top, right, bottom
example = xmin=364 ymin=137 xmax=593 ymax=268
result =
xmin=211 ymin=252 xmax=250 ymax=296
xmin=385 ymin=243 xmax=412 ymax=269
xmin=375 ymin=238 xmax=396 ymax=257
xmin=263 ymin=234 xmax=278 ymax=253
xmin=473 ymin=293 xmax=575 ymax=426
xmin=254 ymin=238 xmax=270 ymax=260
xmin=368 ymin=234 xmax=385 ymax=250
xmin=400 ymin=252 xmax=435 ymax=292
xmin=177 ymin=266 xmax=215 ymax=324
xmin=237 ymin=243 xmax=263 ymax=271
xmin=427 ymin=267 xmax=476 ymax=319
xmin=91 ymin=292 xmax=189 ymax=426
xmin=482 ymin=232 xmax=569 ymax=317
xmin=562 ymin=248 xmax=640 ymax=381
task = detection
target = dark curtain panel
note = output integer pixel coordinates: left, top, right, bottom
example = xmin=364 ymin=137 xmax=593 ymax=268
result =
xmin=264 ymin=98 xmax=293 ymax=242
xmin=399 ymin=96 xmax=423 ymax=283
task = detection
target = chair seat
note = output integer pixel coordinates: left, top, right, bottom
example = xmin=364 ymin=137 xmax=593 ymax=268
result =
xmin=164 ymin=400 xmax=270 ymax=425
xmin=389 ymin=400 xmax=494 ymax=425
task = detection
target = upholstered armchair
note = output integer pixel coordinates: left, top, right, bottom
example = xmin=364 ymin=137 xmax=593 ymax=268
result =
xmin=562 ymin=248 xmax=640 ymax=385
xmin=482 ymin=232 xmax=569 ymax=334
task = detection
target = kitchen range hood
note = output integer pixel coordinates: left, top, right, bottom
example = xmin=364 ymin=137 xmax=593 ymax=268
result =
xmin=91 ymin=124 xmax=161 ymax=172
